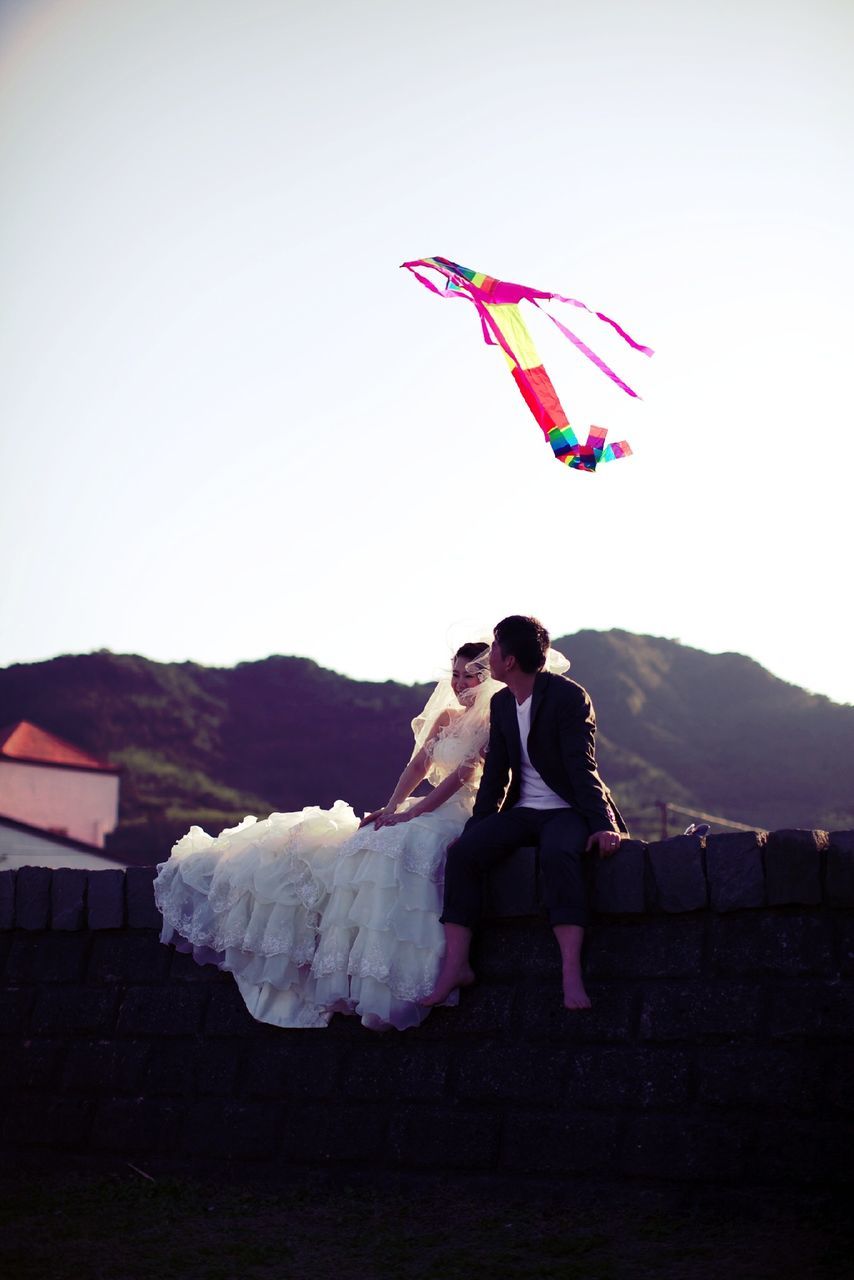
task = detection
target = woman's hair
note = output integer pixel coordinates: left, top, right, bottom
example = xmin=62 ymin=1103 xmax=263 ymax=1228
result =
xmin=492 ymin=615 xmax=550 ymax=673
xmin=455 ymin=641 xmax=489 ymax=662
xmin=454 ymin=641 xmax=490 ymax=680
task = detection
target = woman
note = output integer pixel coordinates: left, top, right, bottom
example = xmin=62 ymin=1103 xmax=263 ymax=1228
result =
xmin=154 ymin=642 xmax=498 ymax=1031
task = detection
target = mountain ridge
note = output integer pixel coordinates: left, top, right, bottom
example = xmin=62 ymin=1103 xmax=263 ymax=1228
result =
xmin=1 ymin=631 xmax=852 ymax=852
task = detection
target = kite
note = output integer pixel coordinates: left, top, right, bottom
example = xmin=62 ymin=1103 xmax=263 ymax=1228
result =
xmin=401 ymin=256 xmax=653 ymax=472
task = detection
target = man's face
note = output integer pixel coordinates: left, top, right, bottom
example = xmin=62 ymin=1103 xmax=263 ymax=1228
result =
xmin=489 ymin=640 xmax=512 ymax=683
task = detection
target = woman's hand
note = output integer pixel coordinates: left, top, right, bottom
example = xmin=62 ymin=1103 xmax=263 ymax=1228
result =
xmin=361 ymin=806 xmax=406 ymax=829
xmin=380 ymin=810 xmax=416 ymax=827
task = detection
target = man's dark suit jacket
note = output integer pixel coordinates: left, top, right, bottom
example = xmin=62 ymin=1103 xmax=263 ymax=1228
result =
xmin=467 ymin=671 xmax=628 ymax=836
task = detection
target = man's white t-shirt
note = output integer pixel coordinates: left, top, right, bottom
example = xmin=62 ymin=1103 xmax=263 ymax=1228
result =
xmin=515 ymin=695 xmax=572 ymax=810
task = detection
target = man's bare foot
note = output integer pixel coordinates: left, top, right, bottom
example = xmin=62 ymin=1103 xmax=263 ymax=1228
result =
xmin=420 ymin=963 xmax=475 ymax=1007
xmin=562 ymin=967 xmax=591 ymax=1010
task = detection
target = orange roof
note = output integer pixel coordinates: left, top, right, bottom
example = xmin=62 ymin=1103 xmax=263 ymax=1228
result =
xmin=0 ymin=721 xmax=118 ymax=773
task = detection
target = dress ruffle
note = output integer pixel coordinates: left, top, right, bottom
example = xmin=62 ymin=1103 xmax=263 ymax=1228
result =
xmin=153 ymin=789 xmax=472 ymax=1031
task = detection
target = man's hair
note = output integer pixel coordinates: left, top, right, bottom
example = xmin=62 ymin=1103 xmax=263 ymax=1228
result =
xmin=493 ymin=616 xmax=550 ymax=673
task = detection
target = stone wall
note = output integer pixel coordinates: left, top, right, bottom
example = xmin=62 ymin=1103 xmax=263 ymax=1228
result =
xmin=2 ymin=829 xmax=853 ymax=1186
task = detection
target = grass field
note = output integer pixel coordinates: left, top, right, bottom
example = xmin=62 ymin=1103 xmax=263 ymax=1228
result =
xmin=1 ymin=1169 xmax=851 ymax=1280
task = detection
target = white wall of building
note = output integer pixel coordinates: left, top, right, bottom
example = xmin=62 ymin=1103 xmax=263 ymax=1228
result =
xmin=0 ymin=760 xmax=119 ymax=848
xmin=0 ymin=822 xmax=127 ymax=870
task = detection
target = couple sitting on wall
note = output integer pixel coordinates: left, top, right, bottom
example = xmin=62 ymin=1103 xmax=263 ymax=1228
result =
xmin=154 ymin=615 xmax=626 ymax=1031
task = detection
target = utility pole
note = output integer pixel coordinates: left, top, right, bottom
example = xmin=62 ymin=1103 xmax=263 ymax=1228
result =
xmin=654 ymin=800 xmax=669 ymax=841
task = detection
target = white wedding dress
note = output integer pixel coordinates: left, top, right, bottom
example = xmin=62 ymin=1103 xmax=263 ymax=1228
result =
xmin=154 ymin=733 xmax=482 ymax=1031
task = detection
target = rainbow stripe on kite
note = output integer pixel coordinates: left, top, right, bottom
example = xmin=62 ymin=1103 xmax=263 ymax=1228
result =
xmin=402 ymin=256 xmax=653 ymax=472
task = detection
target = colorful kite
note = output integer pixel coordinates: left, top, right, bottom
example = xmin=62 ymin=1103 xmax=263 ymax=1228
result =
xmin=401 ymin=256 xmax=653 ymax=472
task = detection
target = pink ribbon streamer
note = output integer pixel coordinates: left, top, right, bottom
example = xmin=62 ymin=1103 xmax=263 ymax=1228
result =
xmin=402 ymin=259 xmax=653 ymax=399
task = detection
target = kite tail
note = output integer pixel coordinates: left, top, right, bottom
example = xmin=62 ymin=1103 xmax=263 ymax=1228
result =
xmin=533 ymin=302 xmax=643 ymax=399
xmin=548 ymin=292 xmax=655 ymax=358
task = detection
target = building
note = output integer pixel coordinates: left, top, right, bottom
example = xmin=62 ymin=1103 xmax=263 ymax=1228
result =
xmin=0 ymin=720 xmax=125 ymax=870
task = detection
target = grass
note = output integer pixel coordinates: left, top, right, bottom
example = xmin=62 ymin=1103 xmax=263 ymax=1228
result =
xmin=1 ymin=1168 xmax=851 ymax=1280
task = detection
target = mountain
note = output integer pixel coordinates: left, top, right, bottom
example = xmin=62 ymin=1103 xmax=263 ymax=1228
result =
xmin=554 ymin=631 xmax=854 ymax=834
xmin=1 ymin=632 xmax=852 ymax=854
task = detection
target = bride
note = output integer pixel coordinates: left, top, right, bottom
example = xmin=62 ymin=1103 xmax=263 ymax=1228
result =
xmin=154 ymin=642 xmax=498 ymax=1031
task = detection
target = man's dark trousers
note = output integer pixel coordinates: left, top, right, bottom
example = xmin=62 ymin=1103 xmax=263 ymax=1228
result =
xmin=441 ymin=807 xmax=590 ymax=929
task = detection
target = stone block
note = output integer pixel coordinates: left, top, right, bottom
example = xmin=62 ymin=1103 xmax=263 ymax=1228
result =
xmin=501 ymin=1111 xmax=621 ymax=1174
xmin=168 ymin=949 xmax=224 ymax=982
xmin=454 ymin=1044 xmax=569 ymax=1104
xmin=840 ymin=917 xmax=854 ymax=976
xmin=412 ymin=983 xmax=516 ymax=1040
xmin=706 ymin=831 xmax=766 ymax=912
xmin=62 ymin=1040 xmax=150 ymax=1094
xmin=586 ymin=917 xmax=704 ymax=979
xmin=91 ymin=1097 xmax=183 ymax=1154
xmin=342 ymin=1045 xmax=450 ymax=1101
xmin=141 ymin=1038 xmax=200 ymax=1096
xmin=15 ymin=865 xmax=52 ymax=930
xmin=126 ymin=866 xmax=161 ymax=929
xmin=820 ymin=1046 xmax=854 ymax=1114
xmin=450 ymin=982 xmax=517 ymax=1035
xmin=476 ymin=919 xmax=557 ymax=979
xmin=0 ymin=987 xmax=34 ymax=1035
xmin=514 ymin=979 xmax=636 ymax=1042
xmin=50 ymin=867 xmax=87 ymax=930
xmin=484 ymin=846 xmax=539 ymax=917
xmin=827 ymin=832 xmax=854 ymax=906
xmin=769 ymin=982 xmax=854 ymax=1041
xmin=139 ymin=1037 xmax=241 ymax=1097
xmin=695 ymin=1046 xmax=816 ymax=1112
xmin=593 ymin=839 xmax=646 ymax=914
xmin=117 ymin=985 xmax=207 ymax=1036
xmin=87 ymin=870 xmax=125 ymax=929
xmin=743 ymin=1116 xmax=854 ymax=1186
xmin=388 ymin=1106 xmax=499 ymax=1170
xmin=710 ymin=913 xmax=833 ymax=977
xmin=88 ymin=933 xmax=172 ymax=984
xmin=648 ymin=835 xmax=707 ymax=912
xmin=563 ymin=1046 xmax=691 ymax=1109
xmin=243 ymin=1039 xmax=341 ymax=1100
xmin=765 ymin=829 xmax=825 ymax=906
xmin=205 ymin=983 xmax=259 ymax=1036
xmin=639 ymin=982 xmax=766 ymax=1041
xmin=0 ymin=1039 xmax=65 ymax=1090
xmin=0 ymin=870 xmax=16 ymax=929
xmin=623 ymin=1115 xmax=745 ymax=1181
xmin=193 ymin=1040 xmax=243 ymax=1096
xmin=3 ymin=1096 xmax=93 ymax=1148
xmin=32 ymin=986 xmax=118 ymax=1036
xmin=282 ymin=1101 xmax=387 ymax=1164
xmin=5 ymin=933 xmax=88 ymax=983
xmin=181 ymin=1099 xmax=284 ymax=1160
xmin=322 ymin=1011 xmax=373 ymax=1041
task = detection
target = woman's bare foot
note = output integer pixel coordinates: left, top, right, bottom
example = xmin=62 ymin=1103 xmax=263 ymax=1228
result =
xmin=562 ymin=966 xmax=591 ymax=1010
xmin=420 ymin=963 xmax=475 ymax=1007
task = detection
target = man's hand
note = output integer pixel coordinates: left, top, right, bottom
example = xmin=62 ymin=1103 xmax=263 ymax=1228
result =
xmin=586 ymin=830 xmax=622 ymax=857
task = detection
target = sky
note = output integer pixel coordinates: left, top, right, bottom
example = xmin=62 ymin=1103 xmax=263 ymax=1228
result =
xmin=1 ymin=0 xmax=853 ymax=701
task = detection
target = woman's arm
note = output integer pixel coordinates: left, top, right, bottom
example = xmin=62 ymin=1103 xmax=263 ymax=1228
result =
xmin=380 ymin=760 xmax=478 ymax=825
xmin=361 ymin=712 xmax=453 ymax=827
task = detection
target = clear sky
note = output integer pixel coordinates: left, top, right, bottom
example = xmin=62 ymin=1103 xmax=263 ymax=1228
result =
xmin=2 ymin=0 xmax=852 ymax=700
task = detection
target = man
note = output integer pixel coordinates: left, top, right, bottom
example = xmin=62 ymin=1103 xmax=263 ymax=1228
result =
xmin=423 ymin=615 xmax=626 ymax=1010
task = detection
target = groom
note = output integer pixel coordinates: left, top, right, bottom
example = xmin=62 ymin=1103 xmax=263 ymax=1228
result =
xmin=423 ymin=615 xmax=626 ymax=1010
